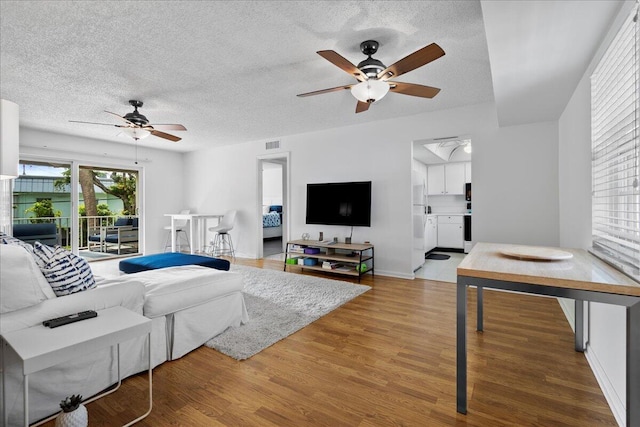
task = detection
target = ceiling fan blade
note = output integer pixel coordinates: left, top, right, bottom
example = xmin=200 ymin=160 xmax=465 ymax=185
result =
xmin=149 ymin=129 xmax=181 ymax=142
xmin=377 ymin=43 xmax=445 ymax=81
xmin=104 ymin=110 xmax=135 ymax=125
xmin=389 ymin=81 xmax=441 ymax=98
xmin=317 ymin=50 xmax=367 ymax=82
xmin=297 ymin=84 xmax=353 ymax=97
xmin=69 ymin=120 xmax=117 ymax=126
xmin=355 ymin=101 xmax=370 ymax=113
xmin=146 ymin=124 xmax=187 ymax=131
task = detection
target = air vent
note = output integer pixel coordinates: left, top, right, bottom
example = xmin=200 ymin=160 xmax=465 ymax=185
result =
xmin=265 ymin=140 xmax=280 ymax=150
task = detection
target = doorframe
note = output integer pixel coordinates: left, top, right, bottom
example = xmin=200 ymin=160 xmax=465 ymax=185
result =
xmin=256 ymin=152 xmax=290 ymax=259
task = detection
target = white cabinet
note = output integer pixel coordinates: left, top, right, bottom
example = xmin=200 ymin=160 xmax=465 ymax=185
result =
xmin=425 ymin=216 xmax=437 ymax=252
xmin=427 ymin=164 xmax=445 ymax=195
xmin=465 ymin=162 xmax=472 ymax=183
xmin=428 ymin=163 xmax=465 ymax=195
xmin=437 ymin=215 xmax=463 ymax=249
xmin=445 ymin=163 xmax=465 ymax=195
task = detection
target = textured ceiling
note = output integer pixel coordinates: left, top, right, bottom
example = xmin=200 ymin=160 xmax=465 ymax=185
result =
xmin=0 ymin=1 xmax=493 ymax=152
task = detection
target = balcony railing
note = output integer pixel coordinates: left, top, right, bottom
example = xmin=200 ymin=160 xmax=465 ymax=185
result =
xmin=12 ymin=215 xmax=138 ymax=249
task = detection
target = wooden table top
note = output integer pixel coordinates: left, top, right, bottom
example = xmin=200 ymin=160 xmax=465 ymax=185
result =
xmin=457 ymin=242 xmax=640 ymax=297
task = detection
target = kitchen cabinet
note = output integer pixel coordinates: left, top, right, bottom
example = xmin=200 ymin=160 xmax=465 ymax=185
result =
xmin=425 ymin=216 xmax=437 ymax=252
xmin=437 ymin=215 xmax=463 ymax=249
xmin=428 ymin=163 xmax=465 ymax=195
xmin=465 ymin=162 xmax=472 ymax=183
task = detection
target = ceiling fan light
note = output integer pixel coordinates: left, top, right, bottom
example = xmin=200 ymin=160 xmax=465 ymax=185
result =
xmin=464 ymin=143 xmax=472 ymax=154
xmin=121 ymin=127 xmax=150 ymax=140
xmin=351 ymin=79 xmax=389 ymax=103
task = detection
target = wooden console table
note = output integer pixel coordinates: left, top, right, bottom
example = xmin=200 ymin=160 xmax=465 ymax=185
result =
xmin=284 ymin=240 xmax=374 ymax=282
xmin=456 ymin=242 xmax=640 ymax=426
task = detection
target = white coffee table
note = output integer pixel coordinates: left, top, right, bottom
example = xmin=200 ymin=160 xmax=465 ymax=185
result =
xmin=2 ymin=306 xmax=152 ymax=427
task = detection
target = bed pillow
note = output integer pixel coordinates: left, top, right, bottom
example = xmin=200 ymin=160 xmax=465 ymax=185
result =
xmin=32 ymin=242 xmax=96 ymax=296
xmin=0 ymin=244 xmax=56 ymax=314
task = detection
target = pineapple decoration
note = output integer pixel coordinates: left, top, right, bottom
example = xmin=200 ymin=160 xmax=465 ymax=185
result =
xmin=55 ymin=394 xmax=88 ymax=427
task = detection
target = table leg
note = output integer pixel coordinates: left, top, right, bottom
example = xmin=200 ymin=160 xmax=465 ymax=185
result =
xmin=456 ymin=278 xmax=468 ymax=414
xmin=189 ymin=218 xmax=195 ymax=255
xmin=170 ymin=217 xmax=176 ymax=253
xmin=575 ymin=300 xmax=585 ymax=352
xmin=628 ymin=301 xmax=640 ymax=427
xmin=123 ymin=332 xmax=153 ymax=426
xmin=476 ymin=285 xmax=483 ymax=332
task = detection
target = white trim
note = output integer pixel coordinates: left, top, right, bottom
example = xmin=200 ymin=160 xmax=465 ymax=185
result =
xmin=256 ymin=152 xmax=290 ymax=259
xmin=585 ymin=345 xmax=626 ymax=427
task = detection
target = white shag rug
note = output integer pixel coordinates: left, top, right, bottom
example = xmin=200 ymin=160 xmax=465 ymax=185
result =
xmin=205 ymin=264 xmax=371 ymax=360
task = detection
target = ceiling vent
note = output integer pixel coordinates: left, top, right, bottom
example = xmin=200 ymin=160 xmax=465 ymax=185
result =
xmin=265 ymin=140 xmax=280 ymax=150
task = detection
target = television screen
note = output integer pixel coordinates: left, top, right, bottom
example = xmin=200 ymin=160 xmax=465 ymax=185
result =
xmin=306 ymin=181 xmax=371 ymax=227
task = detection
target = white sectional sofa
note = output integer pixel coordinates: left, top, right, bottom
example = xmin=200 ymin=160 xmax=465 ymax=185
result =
xmin=0 ymin=244 xmax=248 ymax=425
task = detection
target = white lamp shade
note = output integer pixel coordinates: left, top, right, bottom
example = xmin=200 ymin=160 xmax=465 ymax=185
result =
xmin=350 ymin=79 xmax=390 ymax=103
xmin=121 ymin=127 xmax=151 ymax=140
xmin=0 ymin=99 xmax=19 ymax=180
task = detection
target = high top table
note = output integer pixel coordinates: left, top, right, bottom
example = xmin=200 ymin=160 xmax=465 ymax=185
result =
xmin=456 ymin=242 xmax=640 ymax=426
xmin=164 ymin=213 xmax=223 ymax=254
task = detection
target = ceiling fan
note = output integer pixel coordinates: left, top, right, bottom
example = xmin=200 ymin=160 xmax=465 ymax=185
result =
xmin=70 ymin=100 xmax=186 ymax=142
xmin=297 ymin=40 xmax=445 ymax=113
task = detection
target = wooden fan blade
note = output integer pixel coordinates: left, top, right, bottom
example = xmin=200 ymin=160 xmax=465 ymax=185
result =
xmin=149 ymin=129 xmax=181 ymax=142
xmin=145 ymin=124 xmax=187 ymax=131
xmin=104 ymin=110 xmax=135 ymax=125
xmin=297 ymin=84 xmax=353 ymax=97
xmin=69 ymin=120 xmax=117 ymax=126
xmin=389 ymin=81 xmax=441 ymax=98
xmin=355 ymin=101 xmax=370 ymax=113
xmin=317 ymin=50 xmax=367 ymax=81
xmin=377 ymin=43 xmax=445 ymax=81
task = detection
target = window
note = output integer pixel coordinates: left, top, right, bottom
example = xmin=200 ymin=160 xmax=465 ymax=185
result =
xmin=591 ymin=5 xmax=640 ymax=280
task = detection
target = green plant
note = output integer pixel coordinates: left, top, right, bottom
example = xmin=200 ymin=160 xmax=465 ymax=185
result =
xmin=25 ymin=199 xmax=61 ymax=223
xmin=59 ymin=394 xmax=83 ymax=413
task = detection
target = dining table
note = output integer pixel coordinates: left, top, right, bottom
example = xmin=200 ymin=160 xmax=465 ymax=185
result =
xmin=164 ymin=213 xmax=223 ymax=254
xmin=456 ymin=242 xmax=640 ymax=426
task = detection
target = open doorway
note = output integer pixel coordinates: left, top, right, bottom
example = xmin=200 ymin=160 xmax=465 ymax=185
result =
xmin=257 ymin=153 xmax=289 ymax=260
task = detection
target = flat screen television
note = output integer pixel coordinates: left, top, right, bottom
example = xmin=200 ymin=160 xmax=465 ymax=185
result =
xmin=306 ymin=181 xmax=371 ymax=227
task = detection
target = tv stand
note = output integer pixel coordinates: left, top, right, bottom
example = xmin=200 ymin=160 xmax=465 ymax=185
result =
xmin=284 ymin=240 xmax=374 ymax=282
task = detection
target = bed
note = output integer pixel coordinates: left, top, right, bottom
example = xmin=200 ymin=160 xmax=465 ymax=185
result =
xmin=263 ymin=205 xmax=282 ymax=239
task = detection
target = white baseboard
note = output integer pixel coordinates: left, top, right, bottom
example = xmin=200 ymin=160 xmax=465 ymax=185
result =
xmin=584 ymin=346 xmax=625 ymax=427
xmin=557 ymin=298 xmax=624 ymax=427
xmin=376 ymin=269 xmax=414 ymax=280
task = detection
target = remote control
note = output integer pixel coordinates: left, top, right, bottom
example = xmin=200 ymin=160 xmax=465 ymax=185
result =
xmin=43 ymin=310 xmax=98 ymax=328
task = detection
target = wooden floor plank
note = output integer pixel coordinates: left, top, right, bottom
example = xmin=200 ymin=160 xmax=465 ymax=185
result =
xmin=41 ymin=258 xmax=616 ymax=426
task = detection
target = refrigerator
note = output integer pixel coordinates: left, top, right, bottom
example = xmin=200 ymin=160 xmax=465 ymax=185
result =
xmin=412 ymin=170 xmax=427 ymax=271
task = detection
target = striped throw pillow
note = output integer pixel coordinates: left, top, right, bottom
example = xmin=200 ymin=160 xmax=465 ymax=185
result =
xmin=33 ymin=242 xmax=96 ymax=296
xmin=0 ymin=232 xmax=33 ymax=253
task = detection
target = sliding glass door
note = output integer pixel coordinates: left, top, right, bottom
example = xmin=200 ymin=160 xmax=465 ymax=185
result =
xmin=13 ymin=160 xmax=141 ymax=260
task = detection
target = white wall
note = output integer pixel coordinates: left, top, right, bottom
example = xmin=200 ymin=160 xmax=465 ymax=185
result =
xmin=262 ymin=163 xmax=283 ymax=207
xmin=184 ymin=102 xmax=562 ymax=277
xmin=473 ymin=120 xmax=560 ymax=246
xmin=19 ymin=128 xmax=186 ymax=253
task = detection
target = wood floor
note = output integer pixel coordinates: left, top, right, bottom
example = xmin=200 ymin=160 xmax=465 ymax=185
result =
xmin=44 ymin=259 xmax=616 ymax=426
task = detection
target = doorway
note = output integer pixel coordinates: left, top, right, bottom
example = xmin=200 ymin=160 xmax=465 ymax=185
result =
xmin=257 ymin=153 xmax=290 ymax=259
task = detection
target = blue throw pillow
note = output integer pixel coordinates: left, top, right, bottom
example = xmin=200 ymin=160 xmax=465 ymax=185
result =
xmin=32 ymin=242 xmax=96 ymax=296
xmin=0 ymin=232 xmax=33 ymax=253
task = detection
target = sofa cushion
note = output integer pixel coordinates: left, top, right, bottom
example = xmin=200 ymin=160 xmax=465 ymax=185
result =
xmin=119 ymin=252 xmax=230 ymax=274
xmin=0 ymin=244 xmax=56 ymax=314
xmin=125 ymin=265 xmax=244 ymax=318
xmin=32 ymin=242 xmax=96 ymax=296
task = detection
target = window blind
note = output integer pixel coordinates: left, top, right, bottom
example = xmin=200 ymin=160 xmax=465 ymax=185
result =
xmin=592 ymin=5 xmax=640 ymax=280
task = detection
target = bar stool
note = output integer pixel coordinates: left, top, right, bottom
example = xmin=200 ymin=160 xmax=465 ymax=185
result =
xmin=208 ymin=210 xmax=237 ymax=258
xmin=164 ymin=209 xmax=191 ymax=252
